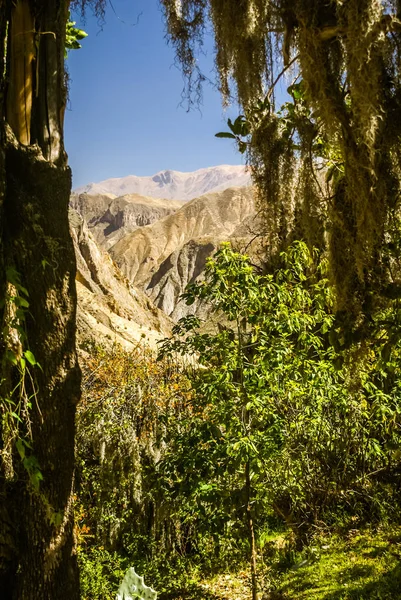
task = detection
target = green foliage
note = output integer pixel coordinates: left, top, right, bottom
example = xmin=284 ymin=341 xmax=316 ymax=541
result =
xmin=76 ymin=246 xmax=401 ymax=597
xmin=275 ymin=527 xmax=401 ymax=600
xmin=0 ymin=266 xmax=42 ymax=488
xmin=215 ymin=116 xmax=250 ymax=153
xmin=159 ymin=242 xmax=401 ymax=535
xmin=65 ymin=12 xmax=87 ymax=57
xmin=76 ymin=344 xmax=194 ymax=558
xmin=216 ymin=84 xmax=343 ymax=181
xmin=76 ymin=342 xmax=254 ymax=596
xmin=79 ymin=546 xmax=129 ymax=600
xmin=76 ymin=242 xmax=401 ymax=596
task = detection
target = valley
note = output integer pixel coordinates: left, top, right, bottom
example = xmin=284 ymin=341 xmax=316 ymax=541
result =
xmin=71 ymin=166 xmax=256 ymax=344
xmin=4 ymin=4 xmax=401 ymax=599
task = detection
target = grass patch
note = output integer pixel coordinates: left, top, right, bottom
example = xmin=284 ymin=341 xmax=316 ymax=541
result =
xmin=276 ymin=526 xmax=401 ymax=600
xmin=79 ymin=527 xmax=401 ymax=599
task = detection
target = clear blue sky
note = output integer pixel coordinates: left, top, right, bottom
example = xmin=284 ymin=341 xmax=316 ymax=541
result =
xmin=65 ymin=0 xmax=243 ymax=189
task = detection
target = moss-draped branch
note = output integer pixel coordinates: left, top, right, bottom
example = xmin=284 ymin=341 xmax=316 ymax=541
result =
xmin=161 ymin=0 xmax=401 ymax=319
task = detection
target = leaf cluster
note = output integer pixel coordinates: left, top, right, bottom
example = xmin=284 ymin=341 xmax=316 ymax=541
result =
xmin=159 ymin=242 xmax=401 ymax=536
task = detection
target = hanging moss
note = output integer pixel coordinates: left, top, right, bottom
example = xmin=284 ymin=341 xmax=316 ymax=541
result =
xmin=162 ymin=0 xmax=401 ymax=318
xmin=71 ymin=0 xmax=106 ymax=21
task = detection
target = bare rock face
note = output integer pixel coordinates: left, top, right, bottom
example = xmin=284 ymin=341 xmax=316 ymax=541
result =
xmin=70 ymin=209 xmax=172 ymax=349
xmin=70 ymin=192 xmax=183 ymax=250
xmin=147 ymin=239 xmax=216 ymax=319
xmin=109 ymin=187 xmax=257 ymax=317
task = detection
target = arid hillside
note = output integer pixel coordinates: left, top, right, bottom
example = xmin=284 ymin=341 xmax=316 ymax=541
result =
xmin=70 ymin=209 xmax=172 ymax=349
xmin=108 ymin=186 xmax=257 ymax=318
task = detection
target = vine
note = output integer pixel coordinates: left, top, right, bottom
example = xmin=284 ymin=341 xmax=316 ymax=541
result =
xmin=0 ymin=266 xmax=43 ymax=490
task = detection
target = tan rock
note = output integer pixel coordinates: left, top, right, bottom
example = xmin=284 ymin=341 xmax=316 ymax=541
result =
xmin=70 ymin=209 xmax=172 ymax=349
xmin=109 ymin=186 xmax=257 ymax=317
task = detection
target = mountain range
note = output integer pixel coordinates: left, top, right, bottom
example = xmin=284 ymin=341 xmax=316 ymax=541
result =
xmin=109 ymin=186 xmax=256 ymax=319
xmin=71 ymin=166 xmax=258 ymax=347
xmin=75 ymin=165 xmax=251 ymax=201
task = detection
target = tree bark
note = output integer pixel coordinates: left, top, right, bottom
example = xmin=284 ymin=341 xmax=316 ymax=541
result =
xmin=245 ymin=460 xmax=258 ymax=600
xmin=0 ymin=1 xmax=81 ymax=597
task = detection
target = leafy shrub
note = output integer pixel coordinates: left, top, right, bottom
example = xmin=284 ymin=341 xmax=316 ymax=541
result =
xmin=79 ymin=546 xmax=129 ymax=600
xmin=160 ymin=242 xmax=401 ymax=536
xmin=76 ymin=243 xmax=401 ymax=597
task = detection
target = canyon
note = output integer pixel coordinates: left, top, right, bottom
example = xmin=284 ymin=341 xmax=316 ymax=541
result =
xmin=71 ymin=166 xmax=256 ymax=347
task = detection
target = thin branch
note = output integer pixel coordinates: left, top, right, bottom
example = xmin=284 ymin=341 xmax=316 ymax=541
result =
xmin=108 ymin=0 xmax=142 ymax=27
xmin=267 ymin=53 xmax=299 ymax=100
xmin=317 ymin=14 xmax=401 ymax=42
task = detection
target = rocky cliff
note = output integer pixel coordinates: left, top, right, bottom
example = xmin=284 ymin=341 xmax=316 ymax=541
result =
xmin=108 ymin=187 xmax=257 ymax=319
xmin=70 ymin=192 xmax=183 ymax=250
xmin=70 ymin=209 xmax=172 ymax=349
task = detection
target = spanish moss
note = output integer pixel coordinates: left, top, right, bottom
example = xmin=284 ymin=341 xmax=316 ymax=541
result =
xmin=161 ymin=0 xmax=401 ymax=318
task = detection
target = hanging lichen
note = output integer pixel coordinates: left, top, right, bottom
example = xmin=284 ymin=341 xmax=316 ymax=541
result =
xmin=161 ymin=0 xmax=401 ymax=320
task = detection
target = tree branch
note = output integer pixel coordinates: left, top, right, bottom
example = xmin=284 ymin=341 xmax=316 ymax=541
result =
xmin=268 ymin=54 xmax=299 ymax=100
xmin=317 ymin=14 xmax=401 ymax=42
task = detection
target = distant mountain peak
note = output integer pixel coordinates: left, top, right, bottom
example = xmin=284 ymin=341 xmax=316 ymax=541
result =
xmin=75 ymin=165 xmax=251 ymax=201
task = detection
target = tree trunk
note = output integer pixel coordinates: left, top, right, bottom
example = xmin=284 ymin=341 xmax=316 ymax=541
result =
xmin=0 ymin=1 xmax=81 ymax=597
xmin=245 ymin=460 xmax=258 ymax=600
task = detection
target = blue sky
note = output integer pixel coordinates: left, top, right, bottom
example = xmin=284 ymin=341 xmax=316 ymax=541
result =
xmin=65 ymin=0 xmax=243 ymax=189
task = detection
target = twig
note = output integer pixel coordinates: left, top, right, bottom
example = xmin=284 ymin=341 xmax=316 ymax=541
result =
xmin=267 ymin=54 xmax=300 ymax=100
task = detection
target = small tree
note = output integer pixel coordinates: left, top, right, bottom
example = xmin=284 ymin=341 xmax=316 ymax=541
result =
xmin=159 ymin=241 xmax=401 ymax=596
xmin=159 ymin=242 xmax=334 ymax=597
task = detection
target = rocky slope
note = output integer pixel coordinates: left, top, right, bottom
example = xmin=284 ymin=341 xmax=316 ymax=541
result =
xmin=108 ymin=187 xmax=257 ymax=319
xmin=70 ymin=192 xmax=183 ymax=250
xmin=70 ymin=209 xmax=172 ymax=349
xmin=75 ymin=165 xmax=251 ymax=201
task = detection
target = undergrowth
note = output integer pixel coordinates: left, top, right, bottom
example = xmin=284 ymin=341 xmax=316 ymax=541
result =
xmin=78 ymin=525 xmax=401 ymax=599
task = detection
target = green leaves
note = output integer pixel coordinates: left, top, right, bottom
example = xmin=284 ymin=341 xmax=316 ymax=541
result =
xmin=215 ymin=116 xmax=250 ymax=153
xmin=24 ymin=350 xmax=37 ymax=366
xmin=1 ymin=265 xmax=43 ymax=495
xmin=76 ymin=240 xmax=401 ymax=584
xmin=287 ymin=81 xmax=305 ymax=101
xmin=23 ymin=455 xmax=44 ymax=491
xmin=15 ymin=438 xmax=43 ymax=491
xmin=159 ymin=240 xmax=401 ymax=535
xmin=228 ymin=116 xmax=249 ymax=136
xmin=16 ymin=438 xmax=27 ymax=460
xmin=65 ymin=12 xmax=88 ymax=57
xmin=215 ymin=131 xmax=236 ymax=139
xmin=160 ymin=242 xmax=338 ymax=529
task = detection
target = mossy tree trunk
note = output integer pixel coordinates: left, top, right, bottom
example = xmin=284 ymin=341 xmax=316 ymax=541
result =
xmin=0 ymin=1 xmax=81 ymax=598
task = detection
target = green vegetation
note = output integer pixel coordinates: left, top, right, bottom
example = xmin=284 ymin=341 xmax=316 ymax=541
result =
xmin=278 ymin=527 xmax=401 ymax=600
xmin=65 ymin=13 xmax=88 ymax=56
xmin=182 ymin=527 xmax=401 ymax=599
xmin=3 ymin=1 xmax=401 ymax=597
xmin=76 ymin=242 xmax=401 ymax=599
